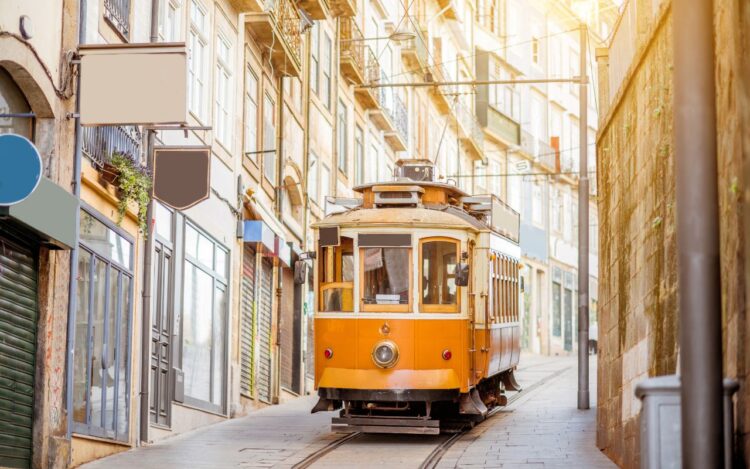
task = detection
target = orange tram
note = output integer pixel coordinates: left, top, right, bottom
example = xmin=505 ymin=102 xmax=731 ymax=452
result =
xmin=310 ymin=160 xmax=522 ymax=434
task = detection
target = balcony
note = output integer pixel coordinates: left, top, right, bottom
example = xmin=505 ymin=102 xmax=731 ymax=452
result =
xmin=104 ymin=0 xmax=131 ymax=39
xmin=401 ymin=25 xmax=428 ymax=72
xmin=486 ymin=105 xmax=520 ymax=145
xmin=428 ymin=63 xmax=454 ymax=115
xmin=354 ymin=47 xmax=381 ymax=109
xmin=329 ymin=0 xmax=355 ymax=17
xmin=340 ymin=17 xmax=366 ymax=85
xmin=297 ymin=0 xmax=329 ymax=19
xmin=455 ymin=102 xmax=484 ymax=160
xmin=369 ymin=74 xmax=397 ymax=132
xmin=245 ymin=0 xmax=303 ymax=77
xmin=82 ymin=125 xmax=144 ymax=170
xmin=383 ymin=95 xmax=408 ymax=151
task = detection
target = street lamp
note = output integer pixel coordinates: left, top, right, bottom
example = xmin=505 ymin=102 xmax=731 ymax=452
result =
xmin=340 ymin=30 xmax=416 ymax=43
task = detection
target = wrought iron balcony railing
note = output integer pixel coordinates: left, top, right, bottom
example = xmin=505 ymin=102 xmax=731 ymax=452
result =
xmin=456 ymin=101 xmax=484 ymax=155
xmin=401 ymin=25 xmax=428 ymax=70
xmin=245 ymin=0 xmax=303 ymax=76
xmin=385 ymin=94 xmax=408 ymax=143
xmin=104 ymin=0 xmax=131 ymax=39
xmin=340 ymin=17 xmax=366 ymax=84
xmin=82 ymin=125 xmax=143 ymax=169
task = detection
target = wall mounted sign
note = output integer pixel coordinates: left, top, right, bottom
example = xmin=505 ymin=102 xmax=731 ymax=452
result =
xmin=152 ymin=146 xmax=211 ymax=210
xmin=0 ymin=134 xmax=42 ymax=206
xmin=79 ymin=43 xmax=188 ymax=125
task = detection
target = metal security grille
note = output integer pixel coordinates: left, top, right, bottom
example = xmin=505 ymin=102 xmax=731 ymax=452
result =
xmin=279 ymin=269 xmax=294 ymax=392
xmin=257 ymin=258 xmax=274 ymax=403
xmin=0 ymin=233 xmax=38 ymax=469
xmin=240 ymin=247 xmax=256 ymax=396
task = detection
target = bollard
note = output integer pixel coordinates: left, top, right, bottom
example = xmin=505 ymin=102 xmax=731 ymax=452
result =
xmin=635 ymin=375 xmax=739 ymax=469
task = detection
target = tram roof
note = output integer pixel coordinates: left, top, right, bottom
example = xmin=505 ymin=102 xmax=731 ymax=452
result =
xmin=313 ymin=205 xmax=487 ymax=231
xmin=351 ymin=180 xmax=469 ymax=199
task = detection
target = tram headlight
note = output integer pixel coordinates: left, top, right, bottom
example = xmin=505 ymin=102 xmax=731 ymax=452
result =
xmin=372 ymin=340 xmax=399 ymax=368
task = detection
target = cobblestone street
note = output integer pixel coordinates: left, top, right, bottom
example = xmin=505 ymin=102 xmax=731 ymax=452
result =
xmin=81 ymin=354 xmax=612 ymax=468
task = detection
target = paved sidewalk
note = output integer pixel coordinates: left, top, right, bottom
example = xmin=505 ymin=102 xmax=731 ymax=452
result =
xmin=80 ymin=354 xmax=614 ymax=469
xmin=438 ymin=355 xmax=615 ymax=469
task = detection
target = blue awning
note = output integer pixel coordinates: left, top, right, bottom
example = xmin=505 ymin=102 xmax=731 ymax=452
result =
xmin=243 ymin=220 xmax=276 ymax=253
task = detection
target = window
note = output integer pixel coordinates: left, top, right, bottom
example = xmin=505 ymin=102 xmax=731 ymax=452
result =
xmin=215 ymin=35 xmax=232 ymax=148
xmin=158 ymin=0 xmax=182 ymax=42
xmin=310 ymin=23 xmax=319 ymax=96
xmin=0 ymin=67 xmax=33 ymax=138
xmin=490 ymin=253 xmax=519 ymax=323
xmin=322 ymin=33 xmax=332 ymax=109
xmin=188 ymin=1 xmax=208 ymax=121
xmin=244 ymin=68 xmax=258 ymax=164
xmin=320 ymin=164 xmax=330 ymax=208
xmin=532 ymin=183 xmax=543 ymax=225
xmin=263 ymin=93 xmax=276 ymax=183
xmin=354 ymin=126 xmax=364 ymax=185
xmin=182 ymin=222 xmax=228 ymax=412
xmin=337 ymin=99 xmax=348 ymax=173
xmin=552 ymin=277 xmax=562 ymax=336
xmin=367 ymin=142 xmax=378 ymax=184
xmin=308 ymin=151 xmax=319 ymax=204
xmin=361 ymin=247 xmax=412 ymax=311
xmin=420 ymin=239 xmax=459 ymax=312
xmin=569 ymin=49 xmax=579 ymax=96
xmin=318 ymin=237 xmax=354 ymax=312
xmin=73 ymin=209 xmax=133 ymax=441
xmin=531 ymin=37 xmax=539 ymax=64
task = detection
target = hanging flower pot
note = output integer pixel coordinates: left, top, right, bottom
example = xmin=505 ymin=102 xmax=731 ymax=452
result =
xmin=107 ymin=153 xmax=152 ymax=234
xmin=100 ymin=161 xmax=120 ymax=184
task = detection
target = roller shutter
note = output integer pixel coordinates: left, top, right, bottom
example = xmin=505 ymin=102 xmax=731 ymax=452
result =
xmin=279 ymin=268 xmax=294 ymax=392
xmin=240 ymin=247 xmax=256 ymax=396
xmin=0 ymin=233 xmax=37 ymax=468
xmin=257 ymin=258 xmax=273 ymax=403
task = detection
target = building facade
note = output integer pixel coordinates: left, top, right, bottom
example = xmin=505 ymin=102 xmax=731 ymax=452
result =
xmin=0 ymin=0 xmax=614 ymax=467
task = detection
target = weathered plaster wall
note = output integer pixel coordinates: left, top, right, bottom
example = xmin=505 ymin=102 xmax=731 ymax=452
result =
xmin=596 ymin=0 xmax=750 ymax=466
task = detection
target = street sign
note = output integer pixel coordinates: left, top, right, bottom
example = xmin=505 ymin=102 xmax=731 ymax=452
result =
xmin=152 ymin=147 xmax=211 ymax=210
xmin=0 ymin=134 xmax=42 ymax=206
xmin=515 ymin=160 xmax=531 ymax=173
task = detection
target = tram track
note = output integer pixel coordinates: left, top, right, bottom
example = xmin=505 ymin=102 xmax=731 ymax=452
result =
xmin=293 ymin=365 xmax=570 ymax=469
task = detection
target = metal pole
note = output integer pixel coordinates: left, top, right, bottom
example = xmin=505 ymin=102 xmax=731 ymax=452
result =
xmin=139 ymin=0 xmax=160 ymax=443
xmin=673 ymin=0 xmax=724 ymax=465
xmin=577 ymin=22 xmax=590 ymax=411
xmin=66 ymin=0 xmax=87 ymax=442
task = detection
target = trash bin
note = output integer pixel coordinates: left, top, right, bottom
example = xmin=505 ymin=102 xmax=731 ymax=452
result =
xmin=635 ymin=375 xmax=739 ymax=469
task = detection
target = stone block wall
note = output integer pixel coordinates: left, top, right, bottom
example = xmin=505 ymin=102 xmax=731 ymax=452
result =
xmin=596 ymin=0 xmax=750 ymax=465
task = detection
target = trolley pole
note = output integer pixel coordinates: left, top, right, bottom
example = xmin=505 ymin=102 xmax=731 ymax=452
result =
xmin=577 ymin=22 xmax=590 ymax=411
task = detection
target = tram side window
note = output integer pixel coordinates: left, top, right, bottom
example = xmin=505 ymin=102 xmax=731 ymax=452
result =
xmin=420 ymin=239 xmax=459 ymax=312
xmin=361 ymin=247 xmax=411 ymax=311
xmin=319 ymin=236 xmax=354 ymax=312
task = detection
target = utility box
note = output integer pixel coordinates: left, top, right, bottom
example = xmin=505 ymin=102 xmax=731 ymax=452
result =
xmin=635 ymin=375 xmax=739 ymax=469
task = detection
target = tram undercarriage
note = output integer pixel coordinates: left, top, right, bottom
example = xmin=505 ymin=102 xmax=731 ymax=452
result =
xmin=314 ymin=369 xmax=522 ymax=435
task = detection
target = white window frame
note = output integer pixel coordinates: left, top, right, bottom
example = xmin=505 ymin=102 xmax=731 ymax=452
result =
xmin=189 ymin=0 xmax=209 ymax=122
xmin=215 ymin=33 xmax=233 ymax=149
xmin=243 ymin=66 xmax=259 ymax=164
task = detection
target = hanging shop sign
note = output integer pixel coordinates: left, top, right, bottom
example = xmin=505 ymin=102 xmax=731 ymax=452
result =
xmin=152 ymin=146 xmax=211 ymax=210
xmin=0 ymin=134 xmax=42 ymax=206
xmin=78 ymin=43 xmax=188 ymax=125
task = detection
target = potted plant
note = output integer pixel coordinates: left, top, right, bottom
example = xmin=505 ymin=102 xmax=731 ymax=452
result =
xmin=108 ymin=152 xmax=152 ymax=234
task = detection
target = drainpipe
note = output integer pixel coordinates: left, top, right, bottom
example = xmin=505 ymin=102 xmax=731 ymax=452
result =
xmin=273 ymin=76 xmax=284 ymax=404
xmin=139 ymin=0 xmax=160 ymax=444
xmin=300 ymin=25 xmax=312 ymax=394
xmin=65 ymin=0 xmax=87 ymax=443
xmin=673 ymin=0 xmax=724 ymax=466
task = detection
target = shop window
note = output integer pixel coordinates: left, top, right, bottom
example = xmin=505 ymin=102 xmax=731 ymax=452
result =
xmin=420 ymin=238 xmax=459 ymax=313
xmin=318 ymin=236 xmax=354 ymax=312
xmin=72 ymin=208 xmax=133 ymax=441
xmin=182 ymin=222 xmax=228 ymax=413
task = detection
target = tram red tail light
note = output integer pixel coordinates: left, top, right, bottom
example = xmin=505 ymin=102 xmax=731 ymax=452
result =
xmin=442 ymin=349 xmax=452 ymax=360
xmin=324 ymin=348 xmax=333 ymax=359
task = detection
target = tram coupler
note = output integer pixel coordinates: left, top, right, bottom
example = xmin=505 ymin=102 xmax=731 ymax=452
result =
xmin=332 ymin=413 xmax=441 ymax=435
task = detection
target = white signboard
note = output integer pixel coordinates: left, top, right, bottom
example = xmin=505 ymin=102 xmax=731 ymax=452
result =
xmin=515 ymin=160 xmax=531 ymax=173
xmin=79 ymin=43 xmax=188 ymax=126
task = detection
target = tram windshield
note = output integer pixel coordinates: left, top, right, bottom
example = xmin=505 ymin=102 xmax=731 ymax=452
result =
xmin=420 ymin=239 xmax=459 ymax=312
xmin=361 ymin=247 xmax=411 ymax=312
xmin=319 ymin=236 xmax=354 ymax=312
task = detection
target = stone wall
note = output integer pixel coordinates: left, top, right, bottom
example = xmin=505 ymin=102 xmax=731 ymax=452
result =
xmin=596 ymin=0 xmax=750 ymax=465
